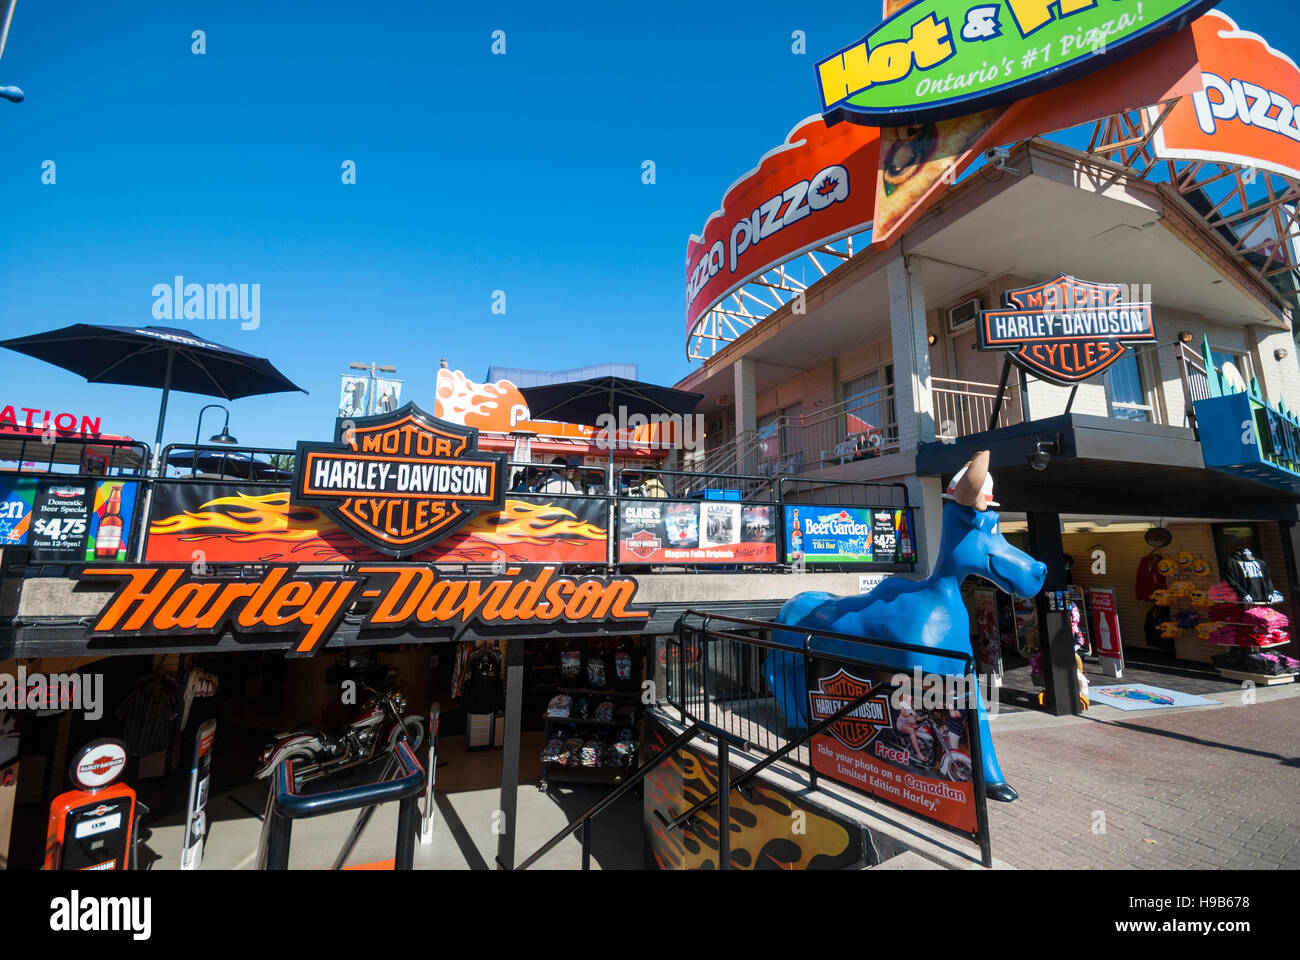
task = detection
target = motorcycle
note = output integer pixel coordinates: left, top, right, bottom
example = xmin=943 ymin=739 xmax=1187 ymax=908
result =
xmin=877 ymin=712 xmax=973 ymax=783
xmin=255 ymin=686 xmax=424 ymax=783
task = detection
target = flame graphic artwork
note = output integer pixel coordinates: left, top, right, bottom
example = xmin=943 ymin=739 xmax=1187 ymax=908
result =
xmin=643 ymin=726 xmax=860 ymax=870
xmin=146 ymin=489 xmax=608 ymax=564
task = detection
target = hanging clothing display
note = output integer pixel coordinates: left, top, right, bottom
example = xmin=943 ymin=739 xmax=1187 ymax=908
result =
xmin=116 ymin=672 xmax=183 ymax=755
xmin=1224 ymin=548 xmax=1279 ymax=604
xmin=461 ymin=646 xmax=505 ymax=715
xmin=1135 ymin=553 xmax=1167 ymax=601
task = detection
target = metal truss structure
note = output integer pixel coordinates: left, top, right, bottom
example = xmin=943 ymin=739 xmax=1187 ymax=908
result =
xmin=1083 ymin=102 xmax=1300 ymax=314
xmin=686 ymin=233 xmax=870 ymax=361
xmin=686 ymin=102 xmax=1300 ymax=363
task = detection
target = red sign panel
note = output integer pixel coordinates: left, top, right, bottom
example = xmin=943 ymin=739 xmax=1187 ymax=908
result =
xmin=807 ymin=661 xmax=978 ymax=834
xmin=684 ymin=117 xmax=880 ymax=346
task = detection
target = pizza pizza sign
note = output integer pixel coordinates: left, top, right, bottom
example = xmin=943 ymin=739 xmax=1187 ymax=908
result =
xmin=977 ymin=275 xmax=1156 ymax=385
xmin=817 ymin=0 xmax=1219 ymax=126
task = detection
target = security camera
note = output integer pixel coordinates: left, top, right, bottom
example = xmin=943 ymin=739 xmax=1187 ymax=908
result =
xmin=1028 ymin=439 xmax=1058 ymax=471
xmin=984 ymin=146 xmax=1019 ymax=175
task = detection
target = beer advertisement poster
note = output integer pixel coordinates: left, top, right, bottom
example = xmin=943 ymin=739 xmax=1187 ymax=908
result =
xmin=84 ymin=481 xmax=137 ymax=562
xmin=0 ymin=477 xmax=36 ymax=546
xmin=782 ymin=505 xmax=916 ymax=565
xmin=806 ymin=658 xmax=977 ymax=833
xmin=29 ymin=480 xmax=94 ymax=561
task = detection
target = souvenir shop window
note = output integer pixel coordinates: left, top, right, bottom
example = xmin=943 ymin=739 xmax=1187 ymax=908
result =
xmin=1212 ymin=524 xmax=1263 ymax=580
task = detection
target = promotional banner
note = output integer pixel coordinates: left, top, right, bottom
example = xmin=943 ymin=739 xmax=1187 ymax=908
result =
xmin=180 ymin=720 xmax=215 ymax=870
xmin=338 ymin=375 xmax=370 ymax=419
xmin=0 ymin=476 xmax=35 ymax=546
xmin=784 ymin=505 xmax=917 ymax=564
xmin=29 ymin=479 xmax=94 ymax=561
xmin=685 ymin=116 xmax=881 ymax=345
xmin=84 ymin=480 xmax=137 ymax=562
xmin=371 ymin=378 xmax=402 ymax=414
xmin=619 ymin=499 xmax=777 ymax=565
xmin=970 ymin=587 xmax=1004 ymax=678
xmin=806 ymin=660 xmax=978 ymax=833
xmin=1150 ymin=11 xmax=1300 ymax=183
xmin=817 ymin=0 xmax=1218 ymax=125
xmin=1086 ymin=586 xmax=1124 ymax=677
xmin=145 ymin=483 xmax=610 ymax=565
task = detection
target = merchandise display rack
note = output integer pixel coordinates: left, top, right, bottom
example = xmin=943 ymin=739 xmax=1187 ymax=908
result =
xmin=538 ymin=639 xmax=645 ymax=791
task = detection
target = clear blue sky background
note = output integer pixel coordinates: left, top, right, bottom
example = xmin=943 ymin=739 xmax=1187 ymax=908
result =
xmin=0 ymin=0 xmax=1294 ymax=449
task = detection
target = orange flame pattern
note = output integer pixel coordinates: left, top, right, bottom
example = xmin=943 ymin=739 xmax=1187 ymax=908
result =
xmin=643 ymin=726 xmax=860 ymax=870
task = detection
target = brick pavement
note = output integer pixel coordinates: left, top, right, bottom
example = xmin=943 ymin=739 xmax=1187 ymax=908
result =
xmin=984 ymin=695 xmax=1300 ymax=869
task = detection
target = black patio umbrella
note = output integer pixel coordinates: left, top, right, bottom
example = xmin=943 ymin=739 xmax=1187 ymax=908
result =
xmin=164 ymin=449 xmax=292 ymax=481
xmin=0 ymin=324 xmax=306 ymax=464
xmin=519 ymin=376 xmax=704 ymax=488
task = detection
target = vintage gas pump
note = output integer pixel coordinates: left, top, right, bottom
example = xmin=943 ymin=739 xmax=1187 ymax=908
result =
xmin=44 ymin=738 xmax=139 ymax=870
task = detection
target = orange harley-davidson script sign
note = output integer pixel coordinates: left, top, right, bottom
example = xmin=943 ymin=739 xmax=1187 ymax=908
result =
xmin=293 ymin=402 xmax=507 ymax=557
xmin=81 ymin=564 xmax=650 ymax=656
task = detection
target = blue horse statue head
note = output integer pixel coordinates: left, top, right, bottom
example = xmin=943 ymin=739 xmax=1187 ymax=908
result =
xmin=765 ymin=450 xmax=1046 ymax=802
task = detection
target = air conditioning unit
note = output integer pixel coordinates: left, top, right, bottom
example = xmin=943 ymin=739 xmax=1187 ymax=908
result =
xmin=948 ymin=297 xmax=981 ymax=332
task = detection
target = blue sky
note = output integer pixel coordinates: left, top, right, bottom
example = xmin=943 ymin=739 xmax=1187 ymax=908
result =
xmin=0 ymin=0 xmax=1295 ymax=450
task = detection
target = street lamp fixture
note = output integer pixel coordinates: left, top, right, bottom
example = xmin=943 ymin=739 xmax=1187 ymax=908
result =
xmin=192 ymin=404 xmax=237 ymax=476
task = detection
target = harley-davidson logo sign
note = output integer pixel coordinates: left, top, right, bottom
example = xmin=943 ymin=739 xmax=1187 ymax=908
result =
xmin=625 ymin=530 xmax=661 ymax=559
xmin=292 ymin=402 xmax=507 ymax=557
xmin=978 ymin=275 xmax=1156 ymax=385
xmin=807 ymin=668 xmax=891 ymax=751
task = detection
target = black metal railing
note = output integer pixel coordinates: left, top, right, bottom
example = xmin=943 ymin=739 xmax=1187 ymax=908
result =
xmin=518 ymin=611 xmax=994 ymax=870
xmin=0 ymin=433 xmax=150 ymax=475
xmin=5 ymin=453 xmax=915 ymax=578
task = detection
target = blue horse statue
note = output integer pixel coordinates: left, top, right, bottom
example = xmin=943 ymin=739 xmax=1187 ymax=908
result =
xmin=765 ymin=451 xmax=1046 ymax=802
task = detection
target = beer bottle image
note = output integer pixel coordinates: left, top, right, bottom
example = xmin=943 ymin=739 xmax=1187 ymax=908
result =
xmin=896 ymin=509 xmax=913 ymax=562
xmin=94 ymin=487 xmax=124 ymax=560
xmin=790 ymin=508 xmax=803 ymax=558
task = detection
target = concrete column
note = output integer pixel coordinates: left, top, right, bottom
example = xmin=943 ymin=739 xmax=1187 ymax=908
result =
xmin=904 ymin=475 xmax=944 ymax=577
xmin=733 ymin=356 xmax=757 ymax=474
xmin=887 ymin=254 xmax=935 ymax=451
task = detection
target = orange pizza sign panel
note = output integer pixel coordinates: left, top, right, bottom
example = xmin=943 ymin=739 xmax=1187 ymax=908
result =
xmin=1152 ymin=11 xmax=1300 ymax=183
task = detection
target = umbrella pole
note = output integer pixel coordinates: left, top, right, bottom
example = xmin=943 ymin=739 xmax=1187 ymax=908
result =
xmin=136 ymin=349 xmax=175 ymax=561
xmin=608 ymin=383 xmax=616 ymax=570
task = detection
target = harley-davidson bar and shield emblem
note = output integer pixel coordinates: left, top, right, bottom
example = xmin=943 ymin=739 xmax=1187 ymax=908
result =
xmin=978 ymin=275 xmax=1156 ymax=385
xmin=807 ymin=668 xmax=892 ymax=751
xmin=292 ymin=402 xmax=507 ymax=557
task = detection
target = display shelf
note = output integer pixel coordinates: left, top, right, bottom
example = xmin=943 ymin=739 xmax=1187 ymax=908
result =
xmin=555 ymin=686 xmax=639 ymax=697
xmin=1216 ymin=668 xmax=1298 ymax=686
xmin=543 ymin=715 xmax=640 ymax=726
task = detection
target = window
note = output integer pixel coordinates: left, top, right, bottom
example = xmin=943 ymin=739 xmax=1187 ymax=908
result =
xmin=843 ymin=364 xmax=896 ymax=444
xmin=1106 ymin=351 xmax=1157 ymax=423
xmin=1212 ymin=524 xmax=1263 ymax=581
xmin=1210 ymin=349 xmax=1253 ymax=392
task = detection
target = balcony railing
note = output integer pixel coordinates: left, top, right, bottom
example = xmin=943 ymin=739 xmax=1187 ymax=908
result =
xmin=931 ymin=377 xmax=1025 ymax=441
